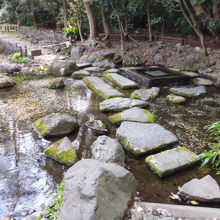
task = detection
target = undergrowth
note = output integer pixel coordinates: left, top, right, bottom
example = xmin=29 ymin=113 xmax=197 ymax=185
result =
xmin=11 ymin=52 xmax=30 ymax=64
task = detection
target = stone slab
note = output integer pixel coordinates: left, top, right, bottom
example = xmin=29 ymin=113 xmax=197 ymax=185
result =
xmin=72 ymin=70 xmax=90 ymax=79
xmin=116 ymin=122 xmax=178 ymax=156
xmin=131 ymin=87 xmax=160 ymax=101
xmin=100 ymin=97 xmax=148 ymax=112
xmin=83 ymin=76 xmax=124 ymax=99
xmin=104 ymin=73 xmax=138 ymax=89
xmin=192 ymin=77 xmax=214 ymax=86
xmin=145 ymin=147 xmax=200 ymax=177
xmin=166 ymin=94 xmax=186 ymax=104
xmin=76 ymin=63 xmax=92 ymax=69
xmin=169 ymin=86 xmax=206 ymax=97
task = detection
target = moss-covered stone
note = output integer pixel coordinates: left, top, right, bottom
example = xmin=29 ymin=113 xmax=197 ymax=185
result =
xmin=166 ymin=94 xmax=186 ymax=104
xmin=34 ymin=119 xmax=49 ymax=137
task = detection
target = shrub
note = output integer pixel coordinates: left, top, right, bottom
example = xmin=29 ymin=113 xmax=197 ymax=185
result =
xmin=11 ymin=53 xmax=30 ymax=64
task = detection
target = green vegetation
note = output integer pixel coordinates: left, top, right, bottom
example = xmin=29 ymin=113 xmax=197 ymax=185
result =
xmin=46 ymin=181 xmax=65 ymax=220
xmin=201 ymin=121 xmax=220 ymax=175
xmin=11 ymin=53 xmax=30 ymax=64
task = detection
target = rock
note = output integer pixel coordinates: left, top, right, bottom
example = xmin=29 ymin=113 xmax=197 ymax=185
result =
xmin=166 ymin=94 xmax=186 ymax=104
xmin=178 ymin=175 xmax=220 ymax=202
xmin=174 ymin=56 xmax=199 ymax=71
xmin=169 ymin=86 xmax=206 ymax=97
xmin=182 ymin=71 xmax=199 ymax=78
xmin=96 ymin=51 xmax=115 ymax=60
xmin=100 ymin=97 xmax=148 ymax=112
xmin=116 ymin=122 xmax=178 ymax=156
xmin=83 ymin=66 xmax=104 ymax=73
xmin=123 ymin=54 xmax=143 ymax=66
xmin=45 ymin=137 xmax=77 ymax=166
xmin=76 ymin=63 xmax=92 ymax=69
xmin=91 ymin=135 xmax=125 ymax=166
xmin=48 ymin=60 xmax=77 ymax=77
xmin=154 ymin=54 xmax=165 ymax=66
xmin=104 ymin=73 xmax=138 ymax=90
xmin=192 ymin=77 xmax=214 ymax=86
xmin=71 ymin=46 xmax=85 ymax=60
xmin=57 ymin=159 xmax=136 ymax=220
xmin=146 ymin=147 xmax=200 ymax=177
xmin=93 ymin=59 xmax=116 ymax=68
xmin=72 ymin=70 xmax=90 ymax=79
xmin=47 ymin=78 xmax=65 ymax=89
xmin=131 ymin=87 xmax=160 ymax=101
xmin=104 ymin=68 xmax=119 ymax=73
xmin=83 ymin=76 xmax=124 ymax=99
xmin=85 ymin=119 xmax=108 ymax=135
xmin=108 ymin=107 xmax=155 ymax=125
xmin=0 ymin=75 xmax=16 ymax=88
xmin=0 ymin=62 xmax=21 ymax=74
xmin=23 ymin=212 xmax=44 ymax=220
xmin=34 ymin=113 xmax=79 ymax=137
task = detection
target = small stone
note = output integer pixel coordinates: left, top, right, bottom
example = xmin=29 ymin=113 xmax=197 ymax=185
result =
xmin=145 ymin=147 xmax=200 ymax=177
xmin=85 ymin=119 xmax=108 ymax=135
xmin=131 ymin=87 xmax=160 ymax=101
xmin=47 ymin=78 xmax=65 ymax=89
xmin=91 ymin=135 xmax=125 ymax=166
xmin=45 ymin=137 xmax=77 ymax=166
xmin=169 ymin=86 xmax=206 ymax=97
xmin=178 ymin=175 xmax=220 ymax=202
xmin=108 ymin=107 xmax=155 ymax=124
xmin=182 ymin=71 xmax=199 ymax=78
xmin=0 ymin=75 xmax=16 ymax=88
xmin=72 ymin=70 xmax=90 ymax=79
xmin=192 ymin=77 xmax=214 ymax=86
xmin=166 ymin=94 xmax=186 ymax=104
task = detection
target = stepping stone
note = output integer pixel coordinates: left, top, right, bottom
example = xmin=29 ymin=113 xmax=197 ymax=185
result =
xmin=116 ymin=122 xmax=178 ymax=156
xmin=169 ymin=86 xmax=206 ymax=97
xmin=182 ymin=71 xmax=199 ymax=78
xmin=104 ymin=73 xmax=138 ymax=89
xmin=100 ymin=97 xmax=148 ymax=112
xmin=0 ymin=75 xmax=16 ymax=88
xmin=178 ymin=175 xmax=220 ymax=202
xmin=166 ymin=94 xmax=186 ymax=104
xmin=108 ymin=107 xmax=155 ymax=125
xmin=145 ymin=147 xmax=200 ymax=177
xmin=91 ymin=135 xmax=125 ymax=166
xmin=45 ymin=137 xmax=77 ymax=166
xmin=85 ymin=119 xmax=108 ymax=135
xmin=131 ymin=87 xmax=160 ymax=101
xmin=93 ymin=59 xmax=116 ymax=68
xmin=47 ymin=78 xmax=65 ymax=89
xmin=83 ymin=66 xmax=104 ymax=73
xmin=104 ymin=68 xmax=119 ymax=73
xmin=72 ymin=70 xmax=90 ymax=79
xmin=83 ymin=76 xmax=124 ymax=99
xmin=192 ymin=77 xmax=214 ymax=86
xmin=76 ymin=63 xmax=92 ymax=69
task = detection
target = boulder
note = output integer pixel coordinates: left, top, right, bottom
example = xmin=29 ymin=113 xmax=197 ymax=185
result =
xmin=108 ymin=107 xmax=155 ymax=125
xmin=0 ymin=75 xmax=16 ymax=88
xmin=192 ymin=77 xmax=214 ymax=87
xmin=47 ymin=78 xmax=65 ymax=89
xmin=91 ymin=135 xmax=125 ymax=166
xmin=166 ymin=94 xmax=186 ymax=104
xmin=48 ymin=60 xmax=77 ymax=77
xmin=178 ymin=175 xmax=220 ymax=203
xmin=71 ymin=46 xmax=85 ymax=60
xmin=169 ymin=86 xmax=206 ymax=97
xmin=34 ymin=113 xmax=79 ymax=137
xmin=45 ymin=137 xmax=77 ymax=166
xmin=131 ymin=87 xmax=160 ymax=101
xmin=153 ymin=54 xmax=165 ymax=66
xmin=93 ymin=59 xmax=116 ymax=68
xmin=72 ymin=70 xmax=90 ymax=79
xmin=116 ymin=122 xmax=178 ymax=156
xmin=0 ymin=62 xmax=21 ymax=74
xmin=57 ymin=159 xmax=136 ymax=220
xmin=100 ymin=97 xmax=148 ymax=113
xmin=85 ymin=119 xmax=108 ymax=135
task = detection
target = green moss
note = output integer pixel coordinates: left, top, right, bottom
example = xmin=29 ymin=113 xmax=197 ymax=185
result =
xmin=34 ymin=119 xmax=49 ymax=137
xmin=169 ymin=88 xmax=195 ymax=97
xmin=166 ymin=94 xmax=186 ymax=104
xmin=130 ymin=92 xmax=141 ymax=99
xmin=108 ymin=113 xmax=123 ymax=124
xmin=145 ymin=156 xmax=164 ymax=176
xmin=144 ymin=110 xmax=156 ymax=123
xmin=175 ymin=66 xmax=198 ymax=72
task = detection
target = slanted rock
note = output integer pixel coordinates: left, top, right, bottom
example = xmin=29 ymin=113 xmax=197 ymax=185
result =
xmin=166 ymin=94 xmax=186 ymax=104
xmin=91 ymin=135 xmax=125 ymax=166
xmin=104 ymin=73 xmax=138 ymax=89
xmin=71 ymin=46 xmax=85 ymax=60
xmin=104 ymin=68 xmax=119 ymax=73
xmin=48 ymin=60 xmax=77 ymax=77
xmin=145 ymin=147 xmax=200 ymax=177
xmin=34 ymin=113 xmax=79 ymax=137
xmin=109 ymin=107 xmax=155 ymax=125
xmin=178 ymin=175 xmax=220 ymax=203
xmin=45 ymin=137 xmax=77 ymax=166
xmin=116 ymin=122 xmax=178 ymax=156
xmin=47 ymin=78 xmax=65 ymax=89
xmin=192 ymin=77 xmax=214 ymax=86
xmin=182 ymin=71 xmax=199 ymax=78
xmin=85 ymin=119 xmax=108 ymax=135
xmin=83 ymin=76 xmax=124 ymax=99
xmin=131 ymin=87 xmax=160 ymax=101
xmin=76 ymin=63 xmax=92 ymax=69
xmin=93 ymin=59 xmax=116 ymax=68
xmin=0 ymin=75 xmax=16 ymax=88
xmin=0 ymin=62 xmax=21 ymax=74
xmin=72 ymin=70 xmax=90 ymax=79
xmin=100 ymin=97 xmax=148 ymax=112
xmin=83 ymin=66 xmax=104 ymax=73
xmin=169 ymin=86 xmax=206 ymax=97
xmin=57 ymin=159 xmax=136 ymax=220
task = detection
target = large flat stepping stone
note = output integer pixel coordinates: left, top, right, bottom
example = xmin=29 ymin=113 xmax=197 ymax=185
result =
xmin=83 ymin=76 xmax=124 ymax=99
xmin=169 ymin=86 xmax=206 ymax=97
xmin=166 ymin=94 xmax=186 ymax=104
xmin=72 ymin=70 xmax=90 ymax=79
xmin=145 ymin=147 xmax=200 ymax=177
xmin=131 ymin=87 xmax=160 ymax=101
xmin=116 ymin=122 xmax=178 ymax=156
xmin=192 ymin=77 xmax=214 ymax=86
xmin=182 ymin=71 xmax=199 ymax=78
xmin=108 ymin=107 xmax=155 ymax=124
xmin=104 ymin=73 xmax=138 ymax=89
xmin=100 ymin=97 xmax=148 ymax=112
xmin=178 ymin=175 xmax=220 ymax=203
xmin=0 ymin=75 xmax=16 ymax=88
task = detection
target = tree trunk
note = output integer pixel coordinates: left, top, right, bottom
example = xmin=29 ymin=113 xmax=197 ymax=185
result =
xmin=75 ymin=1 xmax=84 ymax=42
xmin=147 ymin=0 xmax=152 ymax=41
xmin=84 ymin=2 xmax=99 ymax=42
xmin=100 ymin=0 xmax=111 ymax=40
xmin=62 ymin=0 xmax=68 ymax=27
xmin=213 ymin=0 xmax=220 ymax=22
xmin=190 ymin=0 xmax=208 ymax=20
